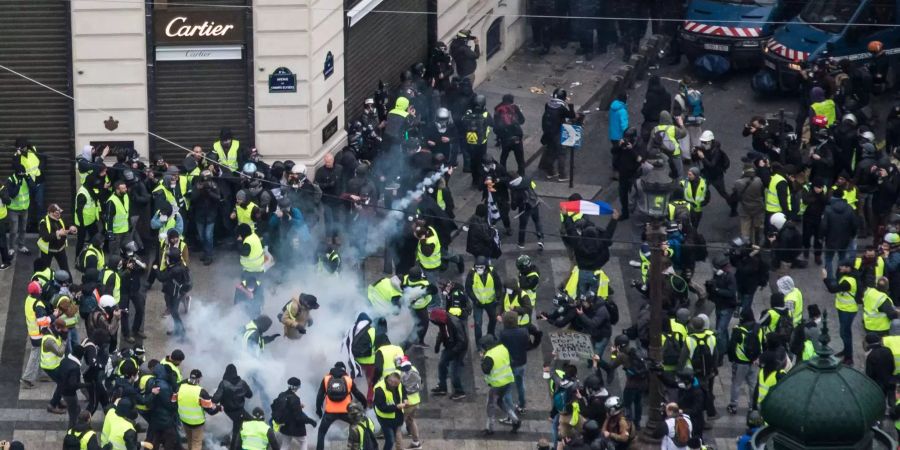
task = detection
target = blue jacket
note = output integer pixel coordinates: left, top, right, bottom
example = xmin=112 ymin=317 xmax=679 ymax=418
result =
xmin=608 ymin=100 xmax=628 ymax=141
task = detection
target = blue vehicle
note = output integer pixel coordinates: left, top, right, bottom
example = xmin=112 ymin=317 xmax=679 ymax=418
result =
xmin=680 ymin=0 xmax=804 ymax=68
xmin=757 ymin=0 xmax=899 ymax=92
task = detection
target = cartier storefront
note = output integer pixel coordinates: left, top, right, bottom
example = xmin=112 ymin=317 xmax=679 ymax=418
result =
xmin=148 ymin=3 xmax=254 ymax=162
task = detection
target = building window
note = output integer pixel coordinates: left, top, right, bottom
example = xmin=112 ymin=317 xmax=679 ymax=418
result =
xmin=486 ymin=17 xmax=502 ymax=59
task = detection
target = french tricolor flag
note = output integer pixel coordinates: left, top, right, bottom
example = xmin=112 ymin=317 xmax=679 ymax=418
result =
xmin=559 ymin=200 xmax=614 ymax=216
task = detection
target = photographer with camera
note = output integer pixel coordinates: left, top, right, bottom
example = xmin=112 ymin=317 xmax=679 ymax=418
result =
xmin=729 ymin=237 xmax=769 ymax=317
xmin=120 ymin=242 xmax=147 ymax=344
xmin=190 ymin=170 xmax=223 ymax=265
xmin=449 ymin=30 xmax=480 ymax=83
xmin=705 ymin=255 xmax=737 ymax=363
xmin=539 ymin=292 xmax=578 ymax=329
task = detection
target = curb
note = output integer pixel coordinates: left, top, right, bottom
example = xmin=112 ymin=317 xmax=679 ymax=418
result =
xmin=585 ymin=34 xmax=670 ymax=112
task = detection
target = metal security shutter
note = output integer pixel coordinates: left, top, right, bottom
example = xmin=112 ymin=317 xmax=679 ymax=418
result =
xmin=344 ymin=0 xmax=429 ymax=122
xmin=0 ymin=1 xmax=73 ymax=213
xmin=151 ymin=60 xmax=250 ymax=162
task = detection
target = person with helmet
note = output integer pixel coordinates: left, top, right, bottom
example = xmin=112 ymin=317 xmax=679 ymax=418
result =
xmin=21 ymin=281 xmax=49 ymax=389
xmin=88 ymin=295 xmax=120 ymax=352
xmin=401 ymin=266 xmax=437 ymax=346
xmin=693 ymin=130 xmax=733 ymax=214
xmin=461 ymin=94 xmax=493 ymax=187
xmin=280 ymin=293 xmax=319 ymax=340
xmin=600 ymin=396 xmax=631 ymax=449
xmin=580 ymin=373 xmax=610 ymax=425
xmin=449 ymin=29 xmax=480 ymax=82
xmin=479 ymin=335 xmax=520 ymax=434
xmin=493 ymin=94 xmax=526 ymax=172
xmin=346 ymin=401 xmax=377 ymax=450
xmin=465 ymin=256 xmax=504 ymax=343
xmin=540 ymin=89 xmax=577 ymax=181
xmin=177 ymin=369 xmax=219 ymax=450
xmin=429 ymin=307 xmax=469 ymax=400
xmin=238 ymin=407 xmax=280 ymax=450
xmin=271 ymin=377 xmax=317 ymax=450
xmin=769 ymin=211 xmax=806 ymax=270
xmin=425 ymin=106 xmax=457 ymax=164
xmin=867 ymin=40 xmax=889 ymax=93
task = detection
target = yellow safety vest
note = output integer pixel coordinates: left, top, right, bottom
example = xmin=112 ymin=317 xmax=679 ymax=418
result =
xmin=834 ymin=275 xmax=858 ymax=313
xmin=416 ymin=227 xmax=442 ymax=270
xmin=67 ymin=429 xmax=97 ymax=450
xmin=854 ymin=256 xmax=885 ymax=280
xmin=484 ymin=345 xmax=514 ymax=387
xmin=243 ymin=322 xmax=265 ymax=356
xmin=36 ymin=216 xmax=66 ymax=254
xmin=561 ymin=211 xmax=584 ymax=223
xmin=884 ymin=336 xmax=900 ymax=375
xmin=757 ymin=369 xmax=783 ymax=405
xmin=784 ymin=288 xmax=803 ymax=326
xmin=160 ymin=359 xmax=183 ymax=384
xmin=765 ymin=174 xmax=789 ymax=213
xmin=101 ymin=410 xmax=135 ymax=450
xmin=733 ymin=325 xmax=753 ymax=363
xmin=896 ymin=398 xmax=900 ymax=431
xmin=81 ymin=245 xmax=105 ymax=272
xmin=563 ymin=267 xmax=610 ymax=299
xmin=236 ymin=202 xmax=258 ymax=233
xmin=863 ymin=288 xmax=892 ymax=332
xmin=685 ymin=331 xmax=716 ymax=369
xmin=402 ymin=275 xmax=432 ymax=310
xmin=136 ymin=374 xmax=155 ymax=412
xmin=108 ymin=194 xmax=131 ymax=234
xmin=377 ymin=344 xmax=404 ymax=376
xmin=355 ymin=327 xmax=376 ymax=365
xmin=177 ymin=383 xmax=205 ymax=426
xmin=40 ymin=334 xmax=63 ymax=370
xmin=178 ymin=175 xmax=191 ymax=210
xmin=102 ymin=270 xmax=121 ymax=304
xmin=373 ymin=378 xmax=404 ymax=419
xmin=832 ymin=184 xmax=858 ymax=210
xmin=25 ymin=295 xmax=41 ymax=338
xmin=8 ymin=175 xmax=29 ymax=211
xmin=240 ymin=419 xmax=270 ymax=450
xmin=75 ymin=186 xmax=99 ymax=227
xmin=159 ymin=240 xmax=187 ymax=272
xmin=240 ymin=233 xmax=265 ymax=273
xmin=21 ymin=149 xmax=41 ymax=180
xmin=368 ymin=277 xmax=401 ymax=312
xmin=801 ymin=339 xmax=816 ymax=361
xmin=213 ymin=139 xmax=241 ymax=171
xmin=356 ymin=417 xmax=375 ymax=448
xmin=471 ymin=270 xmax=497 ymax=304
xmin=503 ymin=291 xmax=531 ymax=326
xmin=810 ymin=99 xmax=836 ymax=127
xmin=0 ymin=187 xmax=8 ymax=220
xmin=653 ymin=124 xmax=682 ymax=156
xmin=681 ymin=178 xmax=707 ymax=212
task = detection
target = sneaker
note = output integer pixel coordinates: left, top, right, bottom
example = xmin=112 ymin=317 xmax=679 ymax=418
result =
xmin=406 ymin=442 xmax=422 ymax=449
xmin=545 ymin=173 xmax=559 ymax=180
xmin=498 ymin=417 xmax=512 ymax=425
xmin=537 ymin=242 xmax=544 ymax=252
xmin=125 ymin=335 xmax=136 ymax=344
xmin=7 ymin=250 xmax=13 ymax=257
xmin=18 ymin=246 xmax=30 ymax=255
xmin=511 ymin=420 xmax=521 ymax=433
xmin=516 ymin=406 xmax=526 ymax=414
xmin=430 ymin=387 xmax=448 ymax=396
xmin=517 ymin=244 xmax=525 ymax=249
xmin=47 ymin=405 xmax=66 ymax=414
xmin=557 ymin=176 xmax=569 ymax=182
xmin=0 ymin=263 xmax=10 ymax=270
xmin=412 ymin=341 xmax=429 ymax=349
xmin=449 ymin=392 xmax=466 ymax=400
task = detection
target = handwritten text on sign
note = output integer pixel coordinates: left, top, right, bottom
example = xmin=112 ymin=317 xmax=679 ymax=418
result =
xmin=549 ymin=331 xmax=594 ymax=361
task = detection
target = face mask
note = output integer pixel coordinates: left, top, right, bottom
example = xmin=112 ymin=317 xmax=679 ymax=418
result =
xmin=702 ymin=142 xmax=711 ymax=150
xmin=475 ymin=267 xmax=485 ymax=275
xmin=715 ymin=269 xmax=725 ymax=276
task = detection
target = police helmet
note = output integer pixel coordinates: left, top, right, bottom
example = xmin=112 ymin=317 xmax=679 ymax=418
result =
xmin=473 ymin=94 xmax=486 ymax=110
xmin=604 ymin=396 xmax=623 ymax=414
xmin=436 ymin=108 xmax=451 ymax=122
xmin=553 ymin=88 xmax=568 ymax=100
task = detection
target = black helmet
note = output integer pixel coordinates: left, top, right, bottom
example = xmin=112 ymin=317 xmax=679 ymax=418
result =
xmin=474 ymin=255 xmax=488 ymax=267
xmin=412 ymin=62 xmax=426 ymax=77
xmin=515 ymin=254 xmax=532 ymax=271
xmin=553 ymin=88 xmax=568 ymax=100
xmin=407 ymin=266 xmax=424 ymax=280
xmin=583 ymin=420 xmax=600 ymax=434
xmin=613 ymin=334 xmax=629 ymax=347
xmin=473 ymin=94 xmax=486 ymax=109
xmin=401 ymin=70 xmax=413 ymax=82
xmin=583 ymin=374 xmax=603 ymax=392
xmin=54 ymin=270 xmax=71 ymax=285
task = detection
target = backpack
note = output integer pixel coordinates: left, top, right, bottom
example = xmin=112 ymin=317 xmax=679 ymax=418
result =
xmin=495 ymin=103 xmax=518 ymax=128
xmin=625 ymin=346 xmax=649 ymax=379
xmin=63 ymin=431 xmax=88 ymax=450
xmin=656 ymin=127 xmax=679 ymax=154
xmin=685 ymin=89 xmax=704 ymax=117
xmin=326 ymin=375 xmax=349 ymax=402
xmin=270 ymin=391 xmax=291 ymax=424
xmin=690 ymin=334 xmax=716 ymax=378
xmin=351 ymin=326 xmax=374 ymax=359
xmin=772 ymin=309 xmax=794 ymax=342
xmin=603 ymin=299 xmax=620 ymax=325
xmin=672 ymin=415 xmax=691 ymax=447
xmin=661 ymin=332 xmax=684 ymax=367
xmin=736 ymin=325 xmax=761 ymax=362
xmin=464 ymin=112 xmax=487 ymax=145
xmin=75 ymin=247 xmax=89 ymax=272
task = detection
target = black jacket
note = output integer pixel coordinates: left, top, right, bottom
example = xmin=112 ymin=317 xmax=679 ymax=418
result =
xmin=213 ymin=376 xmax=253 ymax=414
xmin=865 ymin=344 xmax=895 ymax=391
xmin=145 ymin=378 xmax=178 ymax=431
xmin=541 ymin=98 xmax=575 ymax=142
xmin=190 ymin=180 xmax=223 ymax=224
xmin=707 ymin=270 xmax=738 ymax=309
xmin=499 ymin=327 xmax=530 ymax=367
xmin=435 ymin=314 xmax=468 ymax=355
xmin=449 ymin=37 xmax=480 ymax=77
xmin=575 ymin=303 xmax=612 ymax=340
xmin=465 ymin=214 xmax=495 ymax=258
xmin=641 ymin=83 xmax=671 ymax=123
xmin=820 ymin=197 xmax=858 ymax=249
xmin=277 ymin=389 xmax=317 ymax=436
xmin=58 ymin=356 xmax=85 ymax=397
xmin=574 ymin=221 xmax=617 ymax=271
xmin=732 ymin=251 xmax=769 ymax=295
xmin=315 ymin=367 xmax=367 ymax=416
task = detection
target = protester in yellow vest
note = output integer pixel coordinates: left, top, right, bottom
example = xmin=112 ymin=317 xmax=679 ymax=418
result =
xmin=238 ymin=407 xmax=278 ymax=450
xmin=231 ymin=190 xmax=260 ymax=233
xmin=237 ymin=224 xmax=267 ymax=277
xmin=213 ymin=128 xmax=241 ymax=172
xmin=465 ymin=256 xmax=504 ymax=343
xmin=7 ymin=165 xmax=32 ymax=255
xmin=21 ymin=281 xmax=47 ymax=388
xmin=822 ymin=264 xmax=859 ymax=365
xmin=397 ymin=357 xmax=424 ymax=449
xmin=100 ymin=398 xmax=139 ymax=450
xmin=863 ymin=278 xmax=897 ymax=335
xmin=373 ymin=337 xmax=405 ymax=384
xmin=809 ymin=87 xmax=836 ymax=127
xmin=753 ymin=353 xmax=785 ymax=410
xmin=177 ymin=369 xmax=219 ymax=450
xmin=367 ymin=276 xmax=403 ymax=317
xmin=775 ymin=276 xmax=803 ymax=326
xmin=373 ymin=371 xmax=408 ymax=450
xmin=37 ymin=203 xmax=76 ymax=271
xmin=105 ymin=181 xmax=132 ymax=256
xmin=479 ymin=335 xmax=521 ymax=433
xmin=66 ymin=410 xmax=100 ymax=450
xmin=882 ymin=320 xmax=900 ymax=377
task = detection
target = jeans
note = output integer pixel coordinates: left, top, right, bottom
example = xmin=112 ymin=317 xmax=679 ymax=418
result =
xmin=824 ymin=248 xmax=849 ymax=280
xmin=379 ymin=422 xmax=402 ymax=450
xmin=472 ymin=301 xmax=497 ymax=343
xmin=715 ymin=306 xmax=734 ymax=361
xmin=8 ymin=209 xmax=27 ymax=249
xmin=622 ymin=387 xmax=643 ymax=426
xmin=592 ymin=337 xmax=610 ymax=361
xmin=517 ymin=205 xmax=543 ymax=246
xmin=500 ymin=139 xmax=525 ymax=173
xmin=512 ymin=365 xmax=526 ymax=408
xmin=31 ymin=183 xmax=45 ymax=224
xmin=196 ymin=221 xmax=214 ymax=260
xmin=739 ymin=292 xmax=755 ymax=316
xmin=46 ymin=367 xmax=63 ymax=407
xmin=728 ymin=362 xmax=756 ymax=409
xmin=486 ymin=384 xmax=518 ymax=430
xmin=577 ymin=269 xmax=599 ymax=299
xmin=438 ymin=350 xmax=465 ymax=393
xmin=64 ymin=394 xmax=80 ymax=429
xmin=838 ymin=310 xmax=856 ymax=358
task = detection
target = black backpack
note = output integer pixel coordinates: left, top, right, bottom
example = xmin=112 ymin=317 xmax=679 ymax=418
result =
xmin=690 ymin=333 xmax=717 ymax=378
xmin=270 ymin=391 xmax=291 ymax=424
xmin=63 ymin=431 xmax=84 ymax=450
xmin=737 ymin=325 xmax=762 ymax=362
xmin=326 ymin=375 xmax=349 ymax=402
xmin=625 ymin=346 xmax=650 ymax=379
xmin=604 ymin=299 xmax=620 ymax=325
xmin=351 ymin=326 xmax=374 ymax=359
xmin=662 ymin=332 xmax=684 ymax=367
xmin=772 ymin=308 xmax=795 ymax=342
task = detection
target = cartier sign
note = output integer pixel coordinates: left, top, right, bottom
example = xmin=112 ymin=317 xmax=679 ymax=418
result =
xmin=154 ymin=10 xmax=244 ymax=45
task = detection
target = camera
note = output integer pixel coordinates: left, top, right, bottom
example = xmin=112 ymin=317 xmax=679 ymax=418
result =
xmin=460 ymin=29 xmax=476 ymax=41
